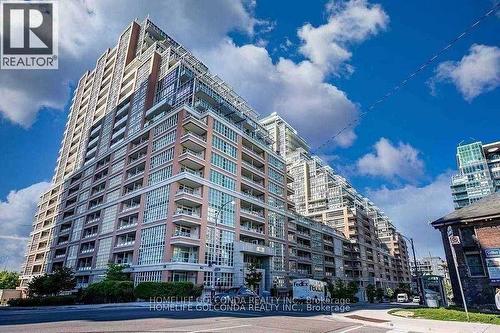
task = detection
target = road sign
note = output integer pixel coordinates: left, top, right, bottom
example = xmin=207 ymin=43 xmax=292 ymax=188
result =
xmin=449 ymin=235 xmax=461 ymax=245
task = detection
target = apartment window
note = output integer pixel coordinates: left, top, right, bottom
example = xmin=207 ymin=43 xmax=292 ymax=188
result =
xmin=143 ymin=185 xmax=170 ymax=224
xmin=95 ymin=237 xmax=113 ymax=269
xmin=134 ymin=271 xmax=162 ymax=285
xmin=268 ymin=211 xmax=285 ymax=239
xmin=269 ymin=155 xmax=285 ymax=170
xmin=268 ymin=168 xmax=284 ymax=183
xmin=138 ymin=224 xmax=166 ymax=265
xmin=270 ymin=241 xmax=285 ymax=271
xmin=464 ymin=252 xmax=486 ymax=277
xmin=152 ymin=130 xmax=176 ymax=152
xmin=150 ymin=147 xmax=174 ymax=169
xmin=149 ymin=165 xmax=173 ymax=185
xmin=96 ymin=156 xmax=110 ymax=169
xmin=205 ymin=227 xmax=234 ymax=267
xmin=154 ymin=113 xmax=178 ymax=137
xmin=211 ymin=152 xmax=236 ymax=174
xmin=213 ymin=120 xmax=237 ymax=142
xmin=268 ymin=196 xmax=285 ymax=209
xmin=210 ymin=170 xmax=235 ymax=190
xmin=208 ymin=188 xmax=235 ymax=226
xmin=203 ymin=272 xmax=233 ymax=288
xmin=101 ymin=205 xmax=118 ymax=234
xmin=269 ymin=182 xmax=284 ymax=196
xmin=212 ymin=135 xmax=237 ymax=158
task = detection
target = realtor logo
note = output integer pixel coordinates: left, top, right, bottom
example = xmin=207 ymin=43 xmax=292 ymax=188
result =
xmin=1 ymin=0 xmax=58 ymax=69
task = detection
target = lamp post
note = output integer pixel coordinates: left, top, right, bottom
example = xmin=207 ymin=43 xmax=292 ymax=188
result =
xmin=210 ymin=199 xmax=235 ymax=301
xmin=401 ymin=234 xmax=423 ymax=304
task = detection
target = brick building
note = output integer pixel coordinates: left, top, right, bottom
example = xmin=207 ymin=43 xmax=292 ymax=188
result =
xmin=431 ymin=192 xmax=500 ymax=307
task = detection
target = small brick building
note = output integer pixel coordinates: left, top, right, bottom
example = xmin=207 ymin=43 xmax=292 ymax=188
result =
xmin=432 ymin=192 xmax=500 ymax=307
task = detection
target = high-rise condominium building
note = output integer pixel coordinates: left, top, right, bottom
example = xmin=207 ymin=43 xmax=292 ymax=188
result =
xmin=451 ymin=141 xmax=500 ymax=209
xmin=21 ymin=19 xmax=352 ymax=292
xmin=260 ymin=115 xmax=412 ymax=292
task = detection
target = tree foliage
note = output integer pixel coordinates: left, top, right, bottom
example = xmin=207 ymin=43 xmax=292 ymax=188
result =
xmin=103 ymin=263 xmax=130 ymax=281
xmin=327 ymin=279 xmax=359 ymax=302
xmin=366 ymin=284 xmax=376 ymax=303
xmin=27 ymin=267 xmax=76 ymax=297
xmin=244 ymin=264 xmax=262 ymax=290
xmin=0 ymin=270 xmax=19 ymax=289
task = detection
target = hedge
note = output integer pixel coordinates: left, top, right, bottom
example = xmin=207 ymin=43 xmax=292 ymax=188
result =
xmin=81 ymin=280 xmax=135 ymax=304
xmin=135 ymin=281 xmax=203 ymax=299
xmin=7 ymin=295 xmax=77 ymax=307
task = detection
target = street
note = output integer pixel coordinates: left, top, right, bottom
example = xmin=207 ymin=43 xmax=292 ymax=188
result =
xmin=0 ymin=304 xmax=404 ymax=333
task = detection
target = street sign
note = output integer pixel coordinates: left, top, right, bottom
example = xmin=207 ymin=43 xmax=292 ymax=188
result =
xmin=449 ymin=235 xmax=461 ymax=245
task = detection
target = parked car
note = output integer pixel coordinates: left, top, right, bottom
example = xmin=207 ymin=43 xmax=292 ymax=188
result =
xmin=412 ymin=296 xmax=420 ymax=303
xmin=396 ymin=293 xmax=409 ymax=303
xmin=214 ymin=286 xmax=258 ymax=303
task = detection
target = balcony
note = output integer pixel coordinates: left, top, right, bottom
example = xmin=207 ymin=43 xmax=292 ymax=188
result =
xmin=175 ymin=185 xmax=203 ymax=206
xmin=179 ymin=148 xmax=205 ymax=170
xmin=183 ymin=115 xmax=207 ymax=135
xmin=179 ymin=167 xmax=204 ymax=178
xmin=173 ymin=206 xmax=201 ymax=226
xmin=241 ymin=159 xmax=265 ymax=177
xmin=180 ymin=132 xmax=206 ymax=152
xmin=171 ymin=229 xmax=200 ymax=246
xmin=145 ymin=95 xmax=173 ymax=120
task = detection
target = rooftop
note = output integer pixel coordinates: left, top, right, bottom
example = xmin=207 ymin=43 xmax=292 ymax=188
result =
xmin=431 ymin=192 xmax=500 ymax=226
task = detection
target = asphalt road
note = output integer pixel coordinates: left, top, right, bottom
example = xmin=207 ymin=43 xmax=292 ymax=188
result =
xmin=0 ymin=305 xmax=401 ymax=333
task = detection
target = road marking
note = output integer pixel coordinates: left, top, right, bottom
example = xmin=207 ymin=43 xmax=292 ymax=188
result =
xmin=335 ymin=324 xmax=364 ymax=333
xmin=189 ymin=324 xmax=252 ymax=332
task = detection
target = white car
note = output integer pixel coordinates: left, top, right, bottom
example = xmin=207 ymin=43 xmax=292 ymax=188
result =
xmin=412 ymin=296 xmax=420 ymax=303
xmin=396 ymin=293 xmax=408 ymax=303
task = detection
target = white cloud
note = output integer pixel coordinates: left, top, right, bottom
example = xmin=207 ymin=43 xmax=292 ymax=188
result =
xmin=0 ymin=0 xmax=389 ymax=148
xmin=367 ymin=173 xmax=454 ymax=257
xmin=200 ymin=40 xmax=359 ymax=147
xmin=0 ymin=182 xmax=51 ymax=271
xmin=357 ymin=137 xmax=425 ymax=182
xmin=298 ymin=0 xmax=388 ymax=74
xmin=430 ymin=44 xmax=500 ymax=101
xmin=0 ymin=0 xmax=264 ymax=128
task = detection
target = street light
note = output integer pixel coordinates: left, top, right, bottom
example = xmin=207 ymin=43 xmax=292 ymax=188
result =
xmin=400 ymin=234 xmax=424 ymax=304
xmin=210 ymin=199 xmax=235 ymax=301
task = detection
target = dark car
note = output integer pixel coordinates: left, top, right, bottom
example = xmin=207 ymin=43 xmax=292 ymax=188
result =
xmin=214 ymin=286 xmax=259 ymax=304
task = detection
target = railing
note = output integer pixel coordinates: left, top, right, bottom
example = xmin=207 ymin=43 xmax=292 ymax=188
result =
xmin=176 ymin=187 xmax=202 ymax=197
xmin=116 ymin=240 xmax=135 ymax=247
xmin=181 ymin=147 xmax=204 ymax=159
xmin=180 ymin=167 xmax=203 ymax=177
xmin=240 ymin=208 xmax=264 ymax=218
xmin=175 ymin=208 xmax=201 ymax=218
xmin=171 ymin=256 xmax=198 ymax=263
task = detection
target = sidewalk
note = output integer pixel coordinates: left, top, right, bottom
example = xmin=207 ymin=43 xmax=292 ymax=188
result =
xmin=332 ymin=307 xmax=500 ymax=333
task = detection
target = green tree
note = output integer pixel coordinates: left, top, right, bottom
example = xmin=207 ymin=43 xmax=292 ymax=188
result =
xmin=0 ymin=270 xmax=19 ymax=289
xmin=385 ymin=287 xmax=394 ymax=299
xmin=104 ymin=263 xmax=130 ymax=281
xmin=244 ymin=264 xmax=262 ymax=290
xmin=27 ymin=267 xmax=76 ymax=297
xmin=327 ymin=280 xmax=359 ymax=302
xmin=366 ymin=284 xmax=376 ymax=303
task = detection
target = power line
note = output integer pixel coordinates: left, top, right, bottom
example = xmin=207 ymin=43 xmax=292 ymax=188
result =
xmin=312 ymin=2 xmax=500 ymax=154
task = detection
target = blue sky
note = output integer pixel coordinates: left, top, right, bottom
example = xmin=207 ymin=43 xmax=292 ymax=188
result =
xmin=0 ymin=0 xmax=499 ymax=269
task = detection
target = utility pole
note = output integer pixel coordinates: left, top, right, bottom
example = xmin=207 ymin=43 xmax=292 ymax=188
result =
xmin=447 ymin=226 xmax=469 ymax=321
xmin=402 ymin=235 xmax=423 ymax=304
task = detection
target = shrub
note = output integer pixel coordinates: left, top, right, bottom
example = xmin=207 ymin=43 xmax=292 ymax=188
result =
xmin=81 ymin=280 xmax=135 ymax=304
xmin=135 ymin=281 xmax=203 ymax=300
xmin=8 ymin=295 xmax=77 ymax=307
